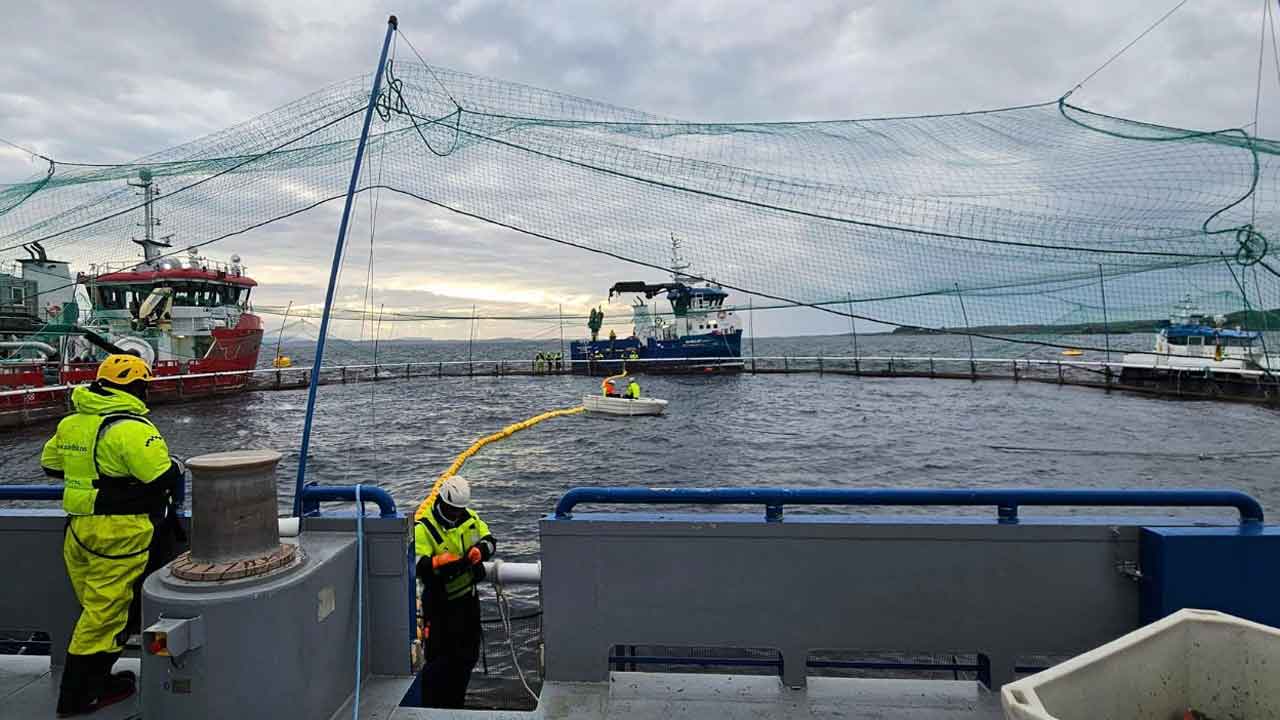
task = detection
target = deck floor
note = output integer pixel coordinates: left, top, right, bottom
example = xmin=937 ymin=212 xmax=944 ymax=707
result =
xmin=1 ymin=656 xmax=1006 ymax=720
xmin=362 ymin=672 xmax=1006 ymax=720
xmin=1 ymin=655 xmax=140 ymax=720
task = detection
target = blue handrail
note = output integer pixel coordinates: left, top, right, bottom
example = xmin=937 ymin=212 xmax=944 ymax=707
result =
xmin=0 ymin=478 xmax=186 ymax=509
xmin=0 ymin=485 xmax=62 ymax=501
xmin=552 ymin=487 xmax=1265 ymax=524
xmin=299 ymin=484 xmax=398 ymax=518
xmin=0 ymin=482 xmax=394 ymax=518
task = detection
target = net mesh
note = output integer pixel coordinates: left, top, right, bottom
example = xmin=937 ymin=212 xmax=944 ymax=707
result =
xmin=3 ymin=49 xmax=1279 ymax=346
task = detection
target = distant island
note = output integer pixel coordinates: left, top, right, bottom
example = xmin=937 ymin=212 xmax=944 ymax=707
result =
xmin=891 ymin=308 xmax=1280 ymax=336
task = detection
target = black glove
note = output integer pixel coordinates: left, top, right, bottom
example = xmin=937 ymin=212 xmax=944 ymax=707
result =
xmin=471 ymin=563 xmax=487 ymax=583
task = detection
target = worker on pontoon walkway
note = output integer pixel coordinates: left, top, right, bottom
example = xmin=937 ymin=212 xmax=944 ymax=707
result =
xmin=415 ymin=475 xmax=497 ymax=708
xmin=41 ymin=354 xmax=185 ymax=717
xmin=626 ymin=377 xmax=641 ymax=399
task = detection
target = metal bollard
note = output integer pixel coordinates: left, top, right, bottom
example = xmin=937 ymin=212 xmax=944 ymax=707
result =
xmin=187 ymin=450 xmax=283 ymax=565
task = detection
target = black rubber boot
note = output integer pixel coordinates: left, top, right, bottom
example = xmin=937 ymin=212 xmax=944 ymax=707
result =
xmin=56 ymin=652 xmax=135 ymax=717
xmin=55 ymin=653 xmax=90 ymax=717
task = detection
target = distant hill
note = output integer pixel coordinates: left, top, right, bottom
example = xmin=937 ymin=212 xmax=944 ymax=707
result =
xmin=891 ymin=308 xmax=1280 ymax=336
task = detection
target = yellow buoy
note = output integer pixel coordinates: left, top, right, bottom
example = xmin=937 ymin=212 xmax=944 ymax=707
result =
xmin=272 ymin=355 xmax=293 ymax=368
xmin=1061 ymin=349 xmax=1083 ymax=357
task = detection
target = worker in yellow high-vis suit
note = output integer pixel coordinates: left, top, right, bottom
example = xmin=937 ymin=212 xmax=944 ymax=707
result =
xmin=415 ymin=475 xmax=496 ymax=708
xmin=41 ymin=354 xmax=185 ymax=717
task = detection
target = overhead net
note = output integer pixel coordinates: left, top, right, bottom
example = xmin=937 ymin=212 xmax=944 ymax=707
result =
xmin=3 ymin=48 xmax=1278 ymax=349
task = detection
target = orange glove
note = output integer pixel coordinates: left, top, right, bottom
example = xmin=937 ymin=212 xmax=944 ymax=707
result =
xmin=467 ymin=547 xmax=483 ymax=565
xmin=431 ymin=552 xmax=461 ymax=570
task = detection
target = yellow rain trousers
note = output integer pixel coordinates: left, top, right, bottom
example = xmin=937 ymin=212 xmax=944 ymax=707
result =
xmin=63 ymin=515 xmax=154 ymax=655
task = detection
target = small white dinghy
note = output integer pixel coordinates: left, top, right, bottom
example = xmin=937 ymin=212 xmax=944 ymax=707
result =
xmin=583 ymin=394 xmax=669 ymax=416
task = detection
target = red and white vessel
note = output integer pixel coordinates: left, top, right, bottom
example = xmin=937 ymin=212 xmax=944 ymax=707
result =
xmin=0 ymin=170 xmax=264 ymax=426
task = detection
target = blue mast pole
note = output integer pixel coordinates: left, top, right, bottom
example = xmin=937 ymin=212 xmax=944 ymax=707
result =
xmin=293 ymin=15 xmax=398 ymax=516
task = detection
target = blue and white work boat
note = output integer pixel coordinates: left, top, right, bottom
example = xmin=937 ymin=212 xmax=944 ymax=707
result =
xmin=1119 ymin=296 xmax=1280 ymax=399
xmin=1121 ymin=296 xmax=1275 ymax=373
xmin=571 ymin=240 xmax=744 ymax=374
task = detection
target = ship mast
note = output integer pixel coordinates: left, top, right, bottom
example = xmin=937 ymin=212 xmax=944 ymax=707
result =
xmin=127 ymin=168 xmax=172 ymax=265
xmin=670 ymin=234 xmax=691 ymax=283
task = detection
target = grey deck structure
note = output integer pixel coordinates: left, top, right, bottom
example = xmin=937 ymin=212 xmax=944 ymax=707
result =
xmin=0 ymin=486 xmax=1266 ymax=719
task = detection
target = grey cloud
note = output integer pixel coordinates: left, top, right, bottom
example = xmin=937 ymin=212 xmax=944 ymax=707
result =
xmin=2 ymin=0 xmax=1277 ymax=339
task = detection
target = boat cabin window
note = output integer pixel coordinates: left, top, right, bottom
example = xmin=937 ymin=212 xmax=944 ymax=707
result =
xmin=10 ymin=287 xmax=23 ymax=304
xmin=1167 ymin=335 xmax=1188 ymax=346
xmin=1223 ymin=336 xmax=1254 ymax=347
xmin=1188 ymin=336 xmax=1203 ymax=346
xmin=96 ymin=286 xmax=130 ymax=310
xmin=162 ymin=283 xmax=248 ymax=307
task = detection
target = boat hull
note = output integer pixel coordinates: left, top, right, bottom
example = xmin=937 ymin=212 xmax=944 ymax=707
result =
xmin=0 ymin=316 xmax=264 ymax=428
xmin=583 ymin=394 xmax=668 ymax=416
xmin=570 ymin=330 xmax=743 ymax=375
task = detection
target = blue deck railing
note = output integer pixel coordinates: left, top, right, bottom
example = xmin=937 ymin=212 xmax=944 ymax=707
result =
xmin=0 ymin=482 xmax=397 ymax=518
xmin=553 ymin=487 xmax=1265 ymax=523
xmin=299 ymin=484 xmax=398 ymax=518
xmin=0 ymin=479 xmax=186 ymax=509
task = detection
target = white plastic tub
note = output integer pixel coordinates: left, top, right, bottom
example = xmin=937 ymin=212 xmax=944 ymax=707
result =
xmin=1002 ymin=608 xmax=1280 ymax=720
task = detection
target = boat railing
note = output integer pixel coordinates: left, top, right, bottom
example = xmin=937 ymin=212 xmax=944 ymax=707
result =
xmin=0 ymin=476 xmax=186 ymax=509
xmin=541 ymin=485 xmax=1273 ymax=689
xmin=0 ymin=481 xmax=397 ymax=519
xmin=86 ymin=256 xmax=246 ymax=277
xmin=299 ymin=483 xmax=398 ymax=518
xmin=552 ymin=486 xmax=1266 ymax=523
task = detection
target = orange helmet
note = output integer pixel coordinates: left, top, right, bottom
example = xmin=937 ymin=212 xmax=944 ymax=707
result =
xmin=96 ymin=354 xmax=154 ymax=385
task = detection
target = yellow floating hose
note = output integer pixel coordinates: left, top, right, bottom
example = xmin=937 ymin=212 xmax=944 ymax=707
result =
xmin=415 ymin=404 xmax=587 ymax=521
xmin=601 ymin=362 xmax=628 ymax=396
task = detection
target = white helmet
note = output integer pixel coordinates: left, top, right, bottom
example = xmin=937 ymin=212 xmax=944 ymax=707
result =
xmin=439 ymin=475 xmax=472 ymax=508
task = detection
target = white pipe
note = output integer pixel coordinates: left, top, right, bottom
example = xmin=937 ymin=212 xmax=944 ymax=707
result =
xmin=484 ymin=560 xmax=540 ymax=585
xmin=278 ymin=517 xmax=300 ymax=537
xmin=0 ymin=341 xmax=56 ymax=358
xmin=275 ymin=520 xmax=534 ymax=578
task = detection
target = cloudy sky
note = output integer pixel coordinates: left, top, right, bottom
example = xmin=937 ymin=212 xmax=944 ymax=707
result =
xmin=1 ymin=0 xmax=1276 ymax=341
